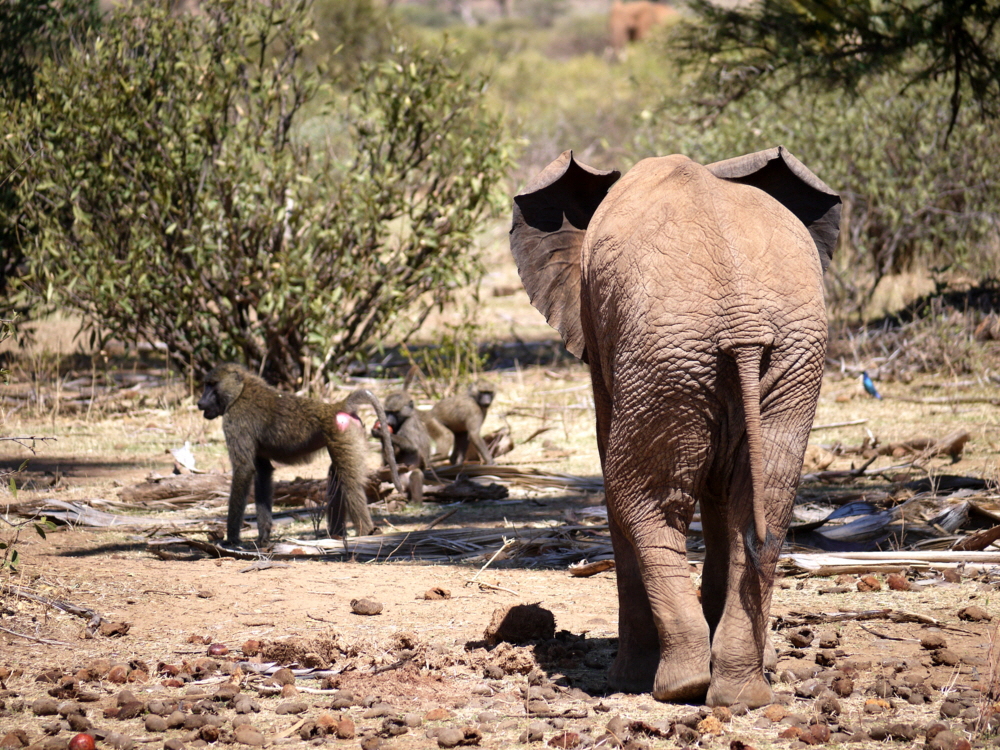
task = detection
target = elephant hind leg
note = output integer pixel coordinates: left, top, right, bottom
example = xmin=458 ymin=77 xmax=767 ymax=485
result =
xmin=606 ymin=515 xmax=659 ymax=694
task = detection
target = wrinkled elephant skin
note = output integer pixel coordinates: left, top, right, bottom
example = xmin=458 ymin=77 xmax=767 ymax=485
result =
xmin=510 ymin=147 xmax=841 ymax=706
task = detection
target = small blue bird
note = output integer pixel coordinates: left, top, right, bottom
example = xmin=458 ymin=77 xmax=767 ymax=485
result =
xmin=862 ymin=371 xmax=882 ymax=400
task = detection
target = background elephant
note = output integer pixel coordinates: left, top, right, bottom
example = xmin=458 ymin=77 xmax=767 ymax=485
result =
xmin=509 ymin=147 xmax=841 ymax=707
xmin=609 ymin=0 xmax=678 ymax=56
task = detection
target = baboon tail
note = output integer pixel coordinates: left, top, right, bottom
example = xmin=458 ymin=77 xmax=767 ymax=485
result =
xmin=733 ymin=345 xmax=776 ymax=572
xmin=344 ymin=389 xmax=405 ymax=494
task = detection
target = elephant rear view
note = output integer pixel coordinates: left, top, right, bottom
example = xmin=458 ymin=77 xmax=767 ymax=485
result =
xmin=510 ymin=147 xmax=840 ymax=707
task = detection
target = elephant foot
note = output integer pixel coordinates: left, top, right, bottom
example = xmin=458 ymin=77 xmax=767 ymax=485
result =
xmin=706 ymin=674 xmax=773 ymax=708
xmin=607 ymin=647 xmax=657 ymax=693
xmin=763 ymin=635 xmax=777 ymax=671
xmin=653 ymin=667 xmax=711 ymax=703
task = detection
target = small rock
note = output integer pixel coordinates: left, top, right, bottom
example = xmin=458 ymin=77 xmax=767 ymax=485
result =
xmin=857 ymin=575 xmax=881 ymax=592
xmin=519 ymin=722 xmax=546 ymax=743
xmin=423 ymin=588 xmax=452 ymax=600
xmin=886 ymin=573 xmax=911 ymax=591
xmin=33 ymin=699 xmax=60 ymax=716
xmin=932 ymin=649 xmax=961 ymax=667
xmin=198 ymin=726 xmax=220 ymax=743
xmin=104 ymin=732 xmax=134 ymax=750
xmin=0 ymin=731 xmax=29 ymax=749
xmin=335 ymin=718 xmax=355 ymax=740
xmin=350 ymin=598 xmax=383 ymax=616
xmin=233 ymin=726 xmax=264 ymax=746
xmin=359 ymin=738 xmax=383 ymax=750
xmin=363 ymin=702 xmax=395 ymax=719
xmin=711 ymin=707 xmax=732 ymax=723
xmin=697 ymin=716 xmax=723 ymax=736
xmin=763 ymin=705 xmax=787 ymax=722
xmin=940 ymin=701 xmax=963 ymax=718
xmin=957 ymin=605 xmax=991 ymax=622
xmin=816 ymin=696 xmax=841 ymax=716
xmin=547 ymin=732 xmax=580 ymax=748
xmin=107 ymin=666 xmax=129 ymax=684
xmin=66 ymin=716 xmax=90 ymax=733
xmin=272 ymin=668 xmax=295 ymax=686
xmin=436 ymin=728 xmax=465 ymax=748
xmin=163 ymin=740 xmax=184 ymax=750
xmin=831 ymin=676 xmax=854 ymax=697
xmin=929 ymin=729 xmax=972 ymax=750
xmin=786 ymin=629 xmax=813 ymax=648
xmin=942 ymin=568 xmax=962 ymax=583
xmin=274 ymin=701 xmax=307 ymax=716
xmin=920 ymin=633 xmax=948 ymax=650
xmin=117 ymin=702 xmax=144 ymax=720
xmin=166 ymin=711 xmax=186 ymax=729
xmin=816 ymin=630 xmax=839 ymax=649
xmin=145 ymin=716 xmax=168 ymax=733
xmin=425 ymin=708 xmax=453 ymax=722
xmin=864 ymin=699 xmax=890 ymax=714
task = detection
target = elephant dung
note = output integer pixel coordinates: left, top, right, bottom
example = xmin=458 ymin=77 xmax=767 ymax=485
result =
xmin=483 ymin=603 xmax=555 ymax=646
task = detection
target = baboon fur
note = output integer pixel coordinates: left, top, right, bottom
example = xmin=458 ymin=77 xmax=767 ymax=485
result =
xmin=197 ymin=364 xmax=401 ymax=546
xmin=371 ymin=390 xmax=432 ymax=469
xmin=429 ymin=381 xmax=496 ymax=465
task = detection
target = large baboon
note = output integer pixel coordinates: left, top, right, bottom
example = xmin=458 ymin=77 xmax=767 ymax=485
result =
xmin=197 ymin=364 xmax=402 ymax=546
xmin=371 ymin=389 xmax=433 ymax=469
xmin=429 ymin=382 xmax=497 ymax=465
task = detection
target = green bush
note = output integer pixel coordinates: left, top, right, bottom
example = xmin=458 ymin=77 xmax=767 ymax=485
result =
xmin=5 ymin=0 xmax=512 ymax=385
xmin=636 ymin=74 xmax=1000 ymax=315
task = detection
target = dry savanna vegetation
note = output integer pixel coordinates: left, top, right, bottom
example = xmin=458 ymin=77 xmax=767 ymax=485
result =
xmin=3 ymin=1 xmax=1000 ymax=750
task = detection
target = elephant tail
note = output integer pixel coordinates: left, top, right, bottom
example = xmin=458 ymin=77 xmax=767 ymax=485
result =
xmin=733 ymin=345 xmax=774 ymax=568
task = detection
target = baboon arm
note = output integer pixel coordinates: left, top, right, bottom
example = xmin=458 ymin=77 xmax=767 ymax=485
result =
xmin=470 ymin=432 xmax=495 ymax=465
xmin=344 ymin=389 xmax=404 ymax=493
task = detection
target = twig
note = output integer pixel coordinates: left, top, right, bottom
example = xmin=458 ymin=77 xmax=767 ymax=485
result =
xmin=0 ymin=624 xmax=73 ymax=646
xmin=467 ymin=539 xmax=515 ymax=586
xmin=800 ymin=454 xmax=880 ymax=483
xmin=306 ymin=613 xmax=331 ymax=623
xmin=2 ymin=584 xmax=106 ymax=635
xmin=373 ymin=655 xmax=414 ymax=674
xmin=275 ymin=718 xmax=309 ymax=739
xmin=858 ymin=623 xmax=918 ymax=642
xmin=423 ymin=508 xmax=458 ymax=531
xmin=472 ymin=581 xmax=519 ymax=595
xmin=811 ymin=419 xmax=868 ymax=431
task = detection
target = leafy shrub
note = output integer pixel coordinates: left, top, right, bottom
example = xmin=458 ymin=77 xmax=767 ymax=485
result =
xmin=636 ymin=74 xmax=1000 ymax=315
xmin=5 ymin=0 xmax=511 ymax=385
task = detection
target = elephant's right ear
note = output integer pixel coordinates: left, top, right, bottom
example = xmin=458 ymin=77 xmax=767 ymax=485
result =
xmin=706 ymin=146 xmax=841 ymax=273
xmin=510 ymin=151 xmax=621 ymax=361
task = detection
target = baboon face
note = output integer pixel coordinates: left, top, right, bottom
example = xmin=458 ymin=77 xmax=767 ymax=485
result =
xmin=473 ymin=385 xmax=494 ymax=409
xmin=382 ymin=392 xmax=416 ymax=431
xmin=197 ymin=365 xmax=243 ymax=420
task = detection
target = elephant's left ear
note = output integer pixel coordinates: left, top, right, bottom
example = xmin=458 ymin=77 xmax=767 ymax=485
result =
xmin=706 ymin=146 xmax=841 ymax=272
xmin=510 ymin=151 xmax=621 ymax=361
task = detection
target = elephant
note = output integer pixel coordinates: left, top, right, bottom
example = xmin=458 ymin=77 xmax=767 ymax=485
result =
xmin=509 ymin=147 xmax=841 ymax=707
xmin=609 ymin=1 xmax=678 ymax=56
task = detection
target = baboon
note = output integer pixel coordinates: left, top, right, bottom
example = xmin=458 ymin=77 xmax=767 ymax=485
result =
xmin=197 ymin=364 xmax=402 ymax=547
xmin=371 ymin=389 xmax=432 ymax=469
xmin=429 ymin=382 xmax=496 ymax=465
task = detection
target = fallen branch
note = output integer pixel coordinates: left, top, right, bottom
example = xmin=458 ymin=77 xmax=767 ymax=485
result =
xmin=858 ymin=624 xmax=918 ymax=642
xmin=2 ymin=583 xmax=106 ymax=635
xmin=0 ymin=623 xmax=73 ymax=646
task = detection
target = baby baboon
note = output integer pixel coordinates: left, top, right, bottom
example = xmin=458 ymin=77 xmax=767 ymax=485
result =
xmin=197 ymin=364 xmax=402 ymax=547
xmin=371 ymin=390 xmax=432 ymax=469
xmin=430 ymin=381 xmax=496 ymax=465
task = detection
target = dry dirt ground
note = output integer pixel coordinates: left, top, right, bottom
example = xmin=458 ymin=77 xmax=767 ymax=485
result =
xmin=3 ymin=257 xmax=1000 ymax=749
